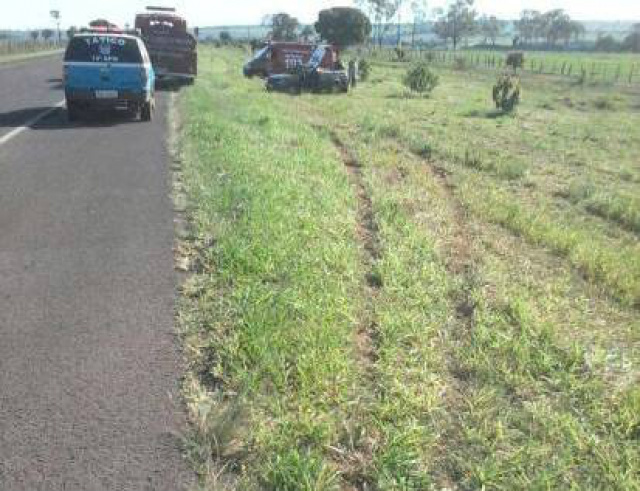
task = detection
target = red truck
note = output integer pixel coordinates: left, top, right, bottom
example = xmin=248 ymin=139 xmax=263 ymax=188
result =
xmin=243 ymin=42 xmax=338 ymax=78
xmin=135 ymin=6 xmax=197 ymax=81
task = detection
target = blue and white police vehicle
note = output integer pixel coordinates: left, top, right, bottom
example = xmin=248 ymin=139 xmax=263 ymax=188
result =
xmin=64 ymin=29 xmax=156 ymax=122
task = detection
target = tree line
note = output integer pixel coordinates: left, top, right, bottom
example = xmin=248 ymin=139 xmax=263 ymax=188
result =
xmin=223 ymin=1 xmax=640 ymax=54
xmin=515 ymin=9 xmax=585 ymax=47
xmin=594 ymin=24 xmax=640 ymax=53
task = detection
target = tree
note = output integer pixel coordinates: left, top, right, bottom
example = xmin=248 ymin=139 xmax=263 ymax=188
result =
xmin=595 ymin=35 xmax=620 ymax=52
xmin=434 ymin=0 xmax=477 ymax=50
xmin=410 ymin=0 xmax=428 ymax=48
xmin=517 ymin=9 xmax=583 ymax=47
xmin=314 ymin=7 xmax=371 ymax=49
xmin=30 ymin=30 xmax=39 ymax=41
xmin=623 ymin=24 xmax=640 ymax=53
xmin=300 ymin=25 xmax=315 ymax=41
xmin=267 ymin=13 xmax=299 ymax=41
xmin=516 ymin=10 xmax=543 ymax=45
xmin=357 ymin=0 xmax=403 ymax=47
xmin=543 ymin=9 xmax=573 ymax=46
xmin=41 ymin=29 xmax=54 ymax=41
xmin=479 ymin=15 xmax=501 ymax=46
xmin=219 ymin=31 xmax=232 ymax=43
xmin=66 ymin=26 xmax=77 ymax=40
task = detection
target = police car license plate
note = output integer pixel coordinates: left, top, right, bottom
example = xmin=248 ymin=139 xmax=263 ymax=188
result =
xmin=95 ymin=90 xmax=118 ymax=99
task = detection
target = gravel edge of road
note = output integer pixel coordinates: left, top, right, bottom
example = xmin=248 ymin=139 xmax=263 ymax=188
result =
xmin=167 ymin=89 xmax=200 ymax=488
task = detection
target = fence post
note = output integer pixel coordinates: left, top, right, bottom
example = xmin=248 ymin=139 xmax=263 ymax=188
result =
xmin=629 ymin=64 xmax=636 ymax=84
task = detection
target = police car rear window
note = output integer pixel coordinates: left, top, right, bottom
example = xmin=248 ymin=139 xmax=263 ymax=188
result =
xmin=65 ymin=36 xmax=142 ymax=64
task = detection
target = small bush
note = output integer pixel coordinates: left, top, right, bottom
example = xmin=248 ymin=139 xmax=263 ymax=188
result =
xmin=424 ymin=51 xmax=436 ymax=63
xmin=492 ymin=74 xmax=521 ymax=112
xmin=506 ymin=51 xmax=524 ymax=73
xmin=404 ymin=63 xmax=439 ymax=95
xmin=593 ymin=96 xmax=616 ymax=110
xmin=359 ymin=58 xmax=371 ymax=82
xmin=394 ymin=47 xmax=407 ymax=62
xmin=453 ymin=57 xmax=467 ymax=70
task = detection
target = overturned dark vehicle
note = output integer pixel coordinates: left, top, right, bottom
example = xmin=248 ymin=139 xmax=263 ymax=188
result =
xmin=265 ymin=45 xmax=350 ymax=94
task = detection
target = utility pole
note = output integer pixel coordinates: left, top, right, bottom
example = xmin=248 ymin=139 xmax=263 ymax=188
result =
xmin=50 ymin=10 xmax=61 ymax=43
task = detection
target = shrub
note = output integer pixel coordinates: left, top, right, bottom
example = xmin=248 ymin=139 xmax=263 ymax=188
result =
xmin=492 ymin=74 xmax=521 ymax=112
xmin=404 ymin=63 xmax=439 ymax=95
xmin=576 ymin=67 xmax=588 ymax=86
xmin=424 ymin=51 xmax=436 ymax=63
xmin=453 ymin=57 xmax=467 ymax=70
xmin=359 ymin=58 xmax=371 ymax=81
xmin=593 ymin=96 xmax=616 ymax=110
xmin=506 ymin=51 xmax=524 ymax=73
xmin=394 ymin=47 xmax=407 ymax=62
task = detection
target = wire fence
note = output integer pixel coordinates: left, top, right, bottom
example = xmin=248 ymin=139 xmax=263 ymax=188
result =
xmin=0 ymin=40 xmax=64 ymax=58
xmin=364 ymin=47 xmax=640 ymax=86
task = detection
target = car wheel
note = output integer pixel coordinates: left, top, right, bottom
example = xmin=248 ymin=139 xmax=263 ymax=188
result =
xmin=141 ymin=100 xmax=153 ymax=122
xmin=67 ymin=102 xmax=79 ymax=122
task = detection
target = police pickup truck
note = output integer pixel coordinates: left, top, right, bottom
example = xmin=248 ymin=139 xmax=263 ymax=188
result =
xmin=64 ymin=30 xmax=156 ymax=122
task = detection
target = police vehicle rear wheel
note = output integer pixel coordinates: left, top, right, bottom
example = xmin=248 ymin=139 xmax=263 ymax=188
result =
xmin=141 ymin=101 xmax=153 ymax=122
xmin=67 ymin=102 xmax=79 ymax=122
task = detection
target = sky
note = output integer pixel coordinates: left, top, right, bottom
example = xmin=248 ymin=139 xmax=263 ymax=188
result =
xmin=3 ymin=0 xmax=640 ymax=30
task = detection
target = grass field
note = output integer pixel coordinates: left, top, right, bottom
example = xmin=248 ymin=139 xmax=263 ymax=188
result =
xmin=0 ymin=41 xmax=64 ymax=63
xmin=176 ymin=47 xmax=640 ymax=490
xmin=366 ymin=48 xmax=640 ymax=85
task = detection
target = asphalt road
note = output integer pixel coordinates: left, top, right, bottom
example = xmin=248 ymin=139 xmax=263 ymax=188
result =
xmin=0 ymin=56 xmax=192 ymax=490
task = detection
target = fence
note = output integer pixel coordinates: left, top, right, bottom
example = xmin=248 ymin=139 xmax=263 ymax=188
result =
xmin=0 ymin=40 xmax=63 ymax=58
xmin=364 ymin=47 xmax=640 ymax=85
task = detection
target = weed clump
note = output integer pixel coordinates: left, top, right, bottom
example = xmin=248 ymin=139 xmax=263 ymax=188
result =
xmin=593 ymin=96 xmax=616 ymax=110
xmin=493 ymin=74 xmax=521 ymax=113
xmin=453 ymin=57 xmax=467 ymax=70
xmin=359 ymin=58 xmax=371 ymax=82
xmin=394 ymin=47 xmax=408 ymax=62
xmin=423 ymin=51 xmax=436 ymax=63
xmin=404 ymin=63 xmax=439 ymax=96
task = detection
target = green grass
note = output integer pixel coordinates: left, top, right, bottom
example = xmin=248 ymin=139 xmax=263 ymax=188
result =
xmin=366 ymin=48 xmax=640 ymax=85
xmin=178 ymin=49 xmax=366 ymax=489
xmin=0 ymin=42 xmax=64 ymax=64
xmin=177 ymin=47 xmax=640 ymax=490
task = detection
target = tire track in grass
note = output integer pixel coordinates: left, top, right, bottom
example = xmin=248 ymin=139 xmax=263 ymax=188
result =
xmin=325 ymin=127 xmax=382 ymax=372
xmin=317 ymin=127 xmax=382 ymax=490
xmin=411 ymin=157 xmax=484 ymax=487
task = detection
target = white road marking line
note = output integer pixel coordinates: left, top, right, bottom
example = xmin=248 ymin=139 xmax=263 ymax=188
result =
xmin=0 ymin=100 xmax=66 ymax=147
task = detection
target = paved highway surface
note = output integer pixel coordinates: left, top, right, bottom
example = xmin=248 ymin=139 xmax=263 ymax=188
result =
xmin=0 ymin=56 xmax=192 ymax=490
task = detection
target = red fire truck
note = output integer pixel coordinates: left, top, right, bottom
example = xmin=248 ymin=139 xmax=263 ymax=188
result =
xmin=135 ymin=6 xmax=197 ymax=81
